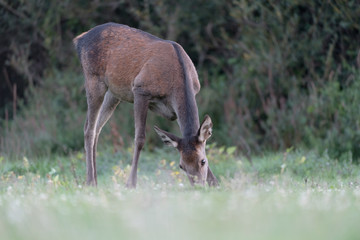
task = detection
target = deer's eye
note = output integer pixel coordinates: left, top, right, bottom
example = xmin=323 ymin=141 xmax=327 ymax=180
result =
xmin=201 ymin=159 xmax=206 ymax=166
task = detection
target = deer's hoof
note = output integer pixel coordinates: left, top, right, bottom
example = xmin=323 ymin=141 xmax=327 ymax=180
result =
xmin=125 ymin=181 xmax=136 ymax=189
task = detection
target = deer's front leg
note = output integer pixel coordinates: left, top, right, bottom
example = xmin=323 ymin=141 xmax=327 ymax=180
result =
xmin=126 ymin=93 xmax=149 ymax=188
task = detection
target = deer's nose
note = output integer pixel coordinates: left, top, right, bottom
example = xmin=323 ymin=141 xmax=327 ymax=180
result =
xmin=193 ymin=180 xmax=205 ymax=187
xmin=190 ymin=175 xmax=205 ymax=186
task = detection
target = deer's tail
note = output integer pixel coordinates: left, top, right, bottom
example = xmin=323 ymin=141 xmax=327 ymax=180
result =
xmin=73 ymin=31 xmax=88 ymax=60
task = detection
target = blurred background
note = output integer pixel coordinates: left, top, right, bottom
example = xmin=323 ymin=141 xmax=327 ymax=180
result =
xmin=0 ymin=0 xmax=359 ymax=161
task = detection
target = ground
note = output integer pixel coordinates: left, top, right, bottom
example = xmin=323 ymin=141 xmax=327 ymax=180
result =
xmin=0 ymin=146 xmax=359 ymax=240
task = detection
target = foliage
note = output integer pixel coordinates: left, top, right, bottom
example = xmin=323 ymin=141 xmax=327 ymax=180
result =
xmin=0 ymin=71 xmax=87 ymax=158
xmin=0 ymin=0 xmax=359 ymax=159
xmin=315 ymin=77 xmax=360 ymax=160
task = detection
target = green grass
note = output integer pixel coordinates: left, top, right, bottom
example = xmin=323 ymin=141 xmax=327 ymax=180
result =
xmin=0 ymin=147 xmax=360 ymax=240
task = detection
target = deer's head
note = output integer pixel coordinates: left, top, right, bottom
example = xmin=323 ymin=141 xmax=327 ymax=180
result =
xmin=154 ymin=115 xmax=216 ymax=186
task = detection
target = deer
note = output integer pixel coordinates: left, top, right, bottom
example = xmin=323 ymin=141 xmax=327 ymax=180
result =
xmin=73 ymin=22 xmax=218 ymax=188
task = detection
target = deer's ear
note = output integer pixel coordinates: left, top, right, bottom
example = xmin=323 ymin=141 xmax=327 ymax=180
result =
xmin=198 ymin=115 xmax=213 ymax=142
xmin=154 ymin=126 xmax=180 ymax=148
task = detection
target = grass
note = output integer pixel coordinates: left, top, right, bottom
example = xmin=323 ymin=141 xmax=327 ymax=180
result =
xmin=0 ymin=146 xmax=360 ymax=240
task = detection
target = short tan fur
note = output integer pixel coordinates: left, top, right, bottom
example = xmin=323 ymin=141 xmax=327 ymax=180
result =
xmin=74 ymin=23 xmax=218 ymax=187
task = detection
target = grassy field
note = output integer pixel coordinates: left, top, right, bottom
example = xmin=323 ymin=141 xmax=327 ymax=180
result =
xmin=0 ymin=146 xmax=360 ymax=240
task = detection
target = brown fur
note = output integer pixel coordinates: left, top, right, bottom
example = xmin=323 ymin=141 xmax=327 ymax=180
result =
xmin=74 ymin=23 xmax=217 ymax=187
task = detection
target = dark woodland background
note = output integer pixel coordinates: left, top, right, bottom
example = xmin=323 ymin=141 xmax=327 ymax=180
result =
xmin=0 ymin=0 xmax=359 ymax=161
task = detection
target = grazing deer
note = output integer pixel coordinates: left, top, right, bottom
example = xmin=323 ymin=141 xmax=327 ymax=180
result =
xmin=73 ymin=22 xmax=218 ymax=188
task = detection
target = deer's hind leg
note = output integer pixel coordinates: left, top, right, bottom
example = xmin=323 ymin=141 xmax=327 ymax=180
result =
xmin=92 ymin=91 xmax=120 ymax=182
xmin=84 ymin=76 xmax=107 ymax=186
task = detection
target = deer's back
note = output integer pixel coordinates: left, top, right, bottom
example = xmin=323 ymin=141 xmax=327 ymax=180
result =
xmin=74 ymin=23 xmax=200 ymax=102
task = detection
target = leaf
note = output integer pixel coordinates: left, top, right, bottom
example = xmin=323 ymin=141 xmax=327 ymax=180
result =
xmin=23 ymin=156 xmax=30 ymax=170
xmin=49 ymin=168 xmax=56 ymax=175
xmin=160 ymin=159 xmax=166 ymax=167
xmin=286 ymin=147 xmax=294 ymax=153
xmin=299 ymin=156 xmax=306 ymax=164
xmin=226 ymin=146 xmax=237 ymax=155
xmin=76 ymin=152 xmax=84 ymax=160
xmin=218 ymin=146 xmax=225 ymax=154
xmin=280 ymin=164 xmax=286 ymax=174
xmin=53 ymin=175 xmax=59 ymax=182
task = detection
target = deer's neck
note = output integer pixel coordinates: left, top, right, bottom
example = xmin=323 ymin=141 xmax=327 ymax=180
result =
xmin=174 ymin=91 xmax=200 ymax=138
xmin=171 ymin=42 xmax=200 ymax=138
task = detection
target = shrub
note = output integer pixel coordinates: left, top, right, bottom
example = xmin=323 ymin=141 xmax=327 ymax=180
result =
xmin=0 ymin=71 xmax=86 ymax=158
xmin=1 ymin=0 xmax=359 ymax=160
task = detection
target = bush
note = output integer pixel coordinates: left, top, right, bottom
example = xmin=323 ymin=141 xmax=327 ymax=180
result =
xmin=0 ymin=0 xmax=359 ymax=160
xmin=314 ymin=73 xmax=360 ymax=160
xmin=0 ymin=71 xmax=86 ymax=158
xmin=194 ymin=0 xmax=360 ymax=160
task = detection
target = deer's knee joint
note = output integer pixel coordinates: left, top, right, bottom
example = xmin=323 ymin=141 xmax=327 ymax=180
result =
xmin=135 ymin=136 xmax=146 ymax=150
xmin=84 ymin=130 xmax=94 ymax=140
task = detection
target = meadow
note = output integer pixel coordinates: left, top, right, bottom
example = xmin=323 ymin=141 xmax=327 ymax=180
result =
xmin=1 ymin=1 xmax=359 ymax=240
xmin=1 ymin=146 xmax=359 ymax=240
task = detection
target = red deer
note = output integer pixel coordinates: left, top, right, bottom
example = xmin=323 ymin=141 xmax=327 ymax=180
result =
xmin=73 ymin=23 xmax=218 ymax=188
